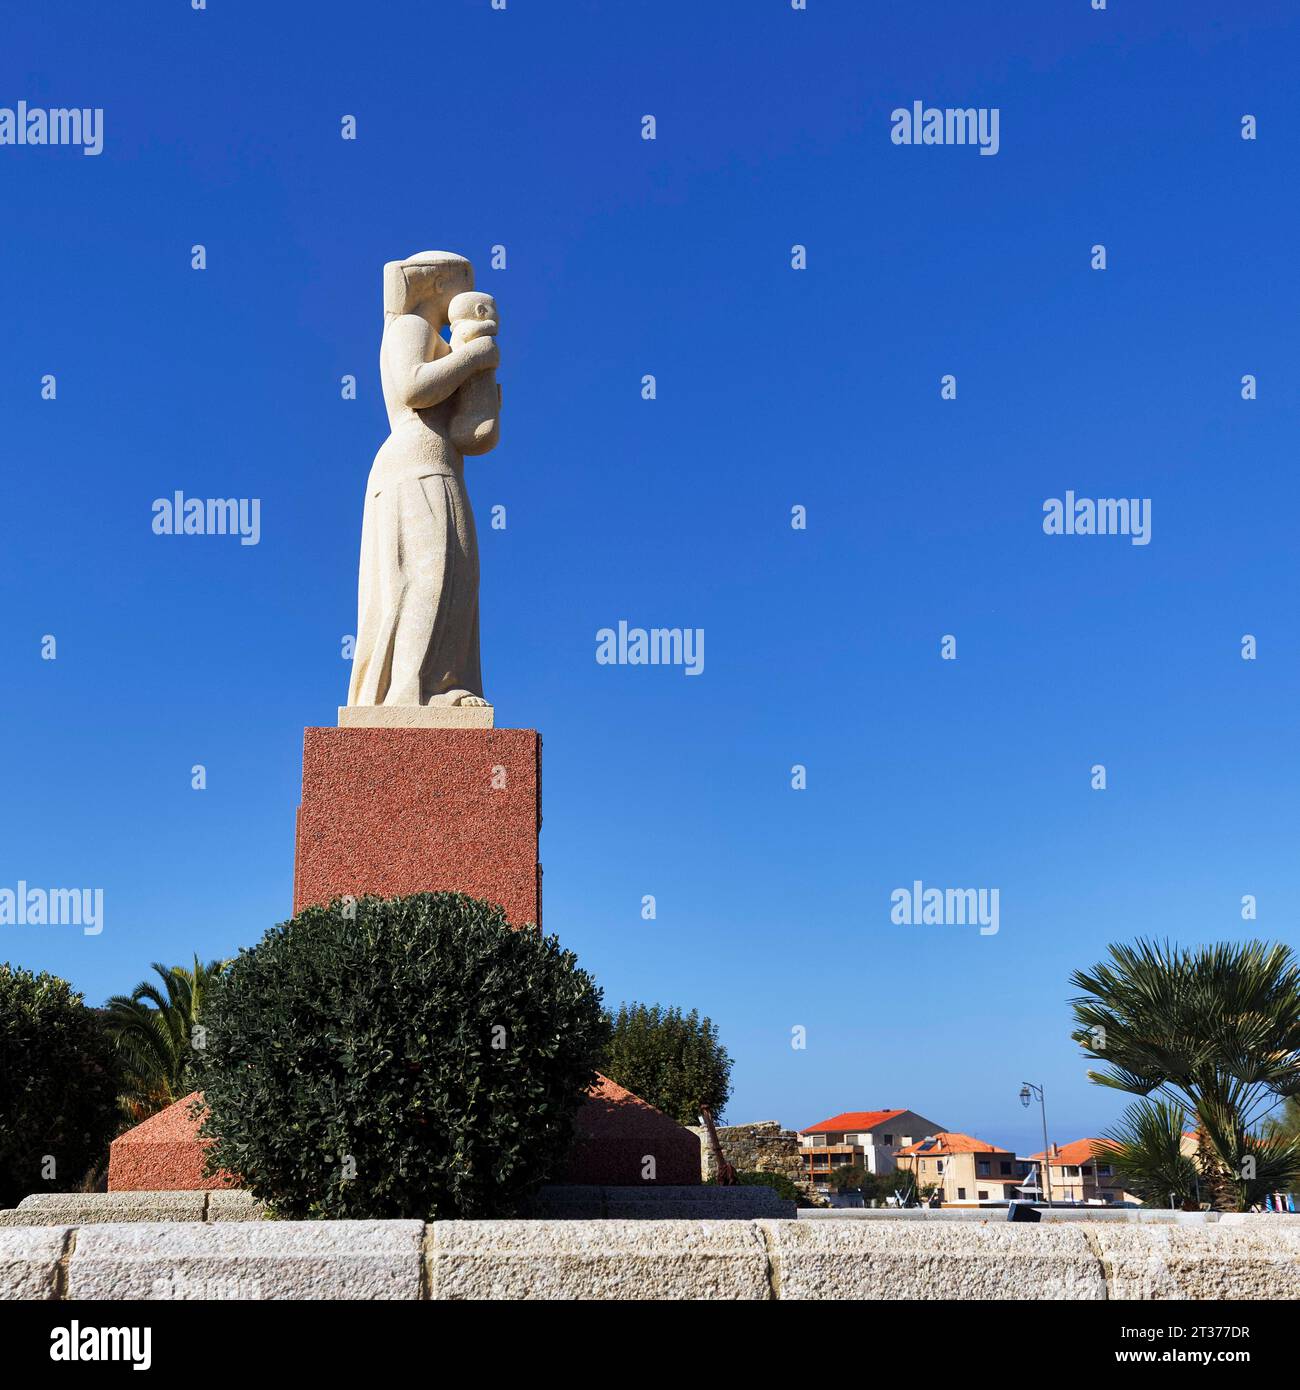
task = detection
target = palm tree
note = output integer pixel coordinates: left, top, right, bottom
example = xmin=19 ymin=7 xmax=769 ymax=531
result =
xmin=105 ymin=956 xmax=229 ymax=1122
xmin=1070 ymin=938 xmax=1300 ymax=1211
xmin=1098 ymin=1100 xmax=1200 ymax=1209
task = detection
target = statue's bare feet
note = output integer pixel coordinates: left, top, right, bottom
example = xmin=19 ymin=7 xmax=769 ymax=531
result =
xmin=427 ymin=689 xmax=490 ymax=708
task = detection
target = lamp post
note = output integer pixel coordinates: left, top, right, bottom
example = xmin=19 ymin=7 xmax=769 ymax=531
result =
xmin=1020 ymin=1082 xmax=1053 ymax=1207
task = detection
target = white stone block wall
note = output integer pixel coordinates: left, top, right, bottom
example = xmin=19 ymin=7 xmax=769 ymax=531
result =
xmin=2 ymin=1215 xmax=1299 ymax=1300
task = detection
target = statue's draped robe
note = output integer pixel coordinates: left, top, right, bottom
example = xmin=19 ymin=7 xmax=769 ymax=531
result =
xmin=348 ymin=331 xmax=482 ymax=706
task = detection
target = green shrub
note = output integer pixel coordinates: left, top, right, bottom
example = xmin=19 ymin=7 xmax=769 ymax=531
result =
xmin=0 ymin=964 xmax=121 ymax=1207
xmin=191 ymin=893 xmax=609 ymax=1219
xmin=734 ymin=1170 xmax=802 ymax=1203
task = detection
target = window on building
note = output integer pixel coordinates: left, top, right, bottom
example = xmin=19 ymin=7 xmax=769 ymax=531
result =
xmin=999 ymin=1161 xmax=1012 ymax=1175
xmin=977 ymin=1190 xmax=988 ymax=1200
xmin=977 ymin=1160 xmax=991 ymax=1176
xmin=883 ymin=1134 xmax=892 ymax=1145
xmin=957 ymin=1187 xmax=966 ymax=1200
xmin=1083 ymin=1167 xmax=1093 ymax=1178
xmin=1097 ymin=1164 xmax=1112 ymax=1177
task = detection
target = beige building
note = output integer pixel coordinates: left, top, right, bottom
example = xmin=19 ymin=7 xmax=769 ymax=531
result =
xmin=1026 ymin=1138 xmax=1142 ymax=1205
xmin=798 ymin=1108 xmax=947 ymax=1184
xmin=895 ymin=1132 xmax=1031 ymax=1205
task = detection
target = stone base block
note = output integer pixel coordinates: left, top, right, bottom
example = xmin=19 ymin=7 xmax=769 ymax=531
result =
xmin=294 ymin=726 xmax=540 ymax=927
xmin=523 ymin=1184 xmax=791 ymax=1219
xmin=69 ymin=1220 xmax=424 ymax=1301
xmin=1089 ymin=1223 xmax=1300 ymax=1299
xmin=428 ymin=1220 xmax=770 ymax=1301
xmin=2 ymin=1190 xmax=267 ymax=1225
xmin=0 ymin=1226 xmax=68 ymax=1298
xmin=9 ymin=1192 xmax=207 ymax=1224
xmin=337 ymin=704 xmax=494 ymax=729
xmin=765 ymin=1219 xmax=1107 ymax=1300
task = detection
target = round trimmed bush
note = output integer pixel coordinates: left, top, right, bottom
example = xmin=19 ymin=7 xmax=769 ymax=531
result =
xmin=192 ymin=893 xmax=609 ymax=1219
xmin=0 ymin=964 xmax=121 ymax=1207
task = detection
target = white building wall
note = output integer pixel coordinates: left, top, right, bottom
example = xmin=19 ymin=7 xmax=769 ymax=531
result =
xmin=866 ymin=1145 xmax=897 ymax=1176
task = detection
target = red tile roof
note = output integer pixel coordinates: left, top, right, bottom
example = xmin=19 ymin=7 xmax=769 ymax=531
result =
xmin=799 ymin=1109 xmax=907 ymax=1136
xmin=1028 ymin=1138 xmax=1120 ymax=1165
xmin=896 ymin=1132 xmax=1011 ymax=1156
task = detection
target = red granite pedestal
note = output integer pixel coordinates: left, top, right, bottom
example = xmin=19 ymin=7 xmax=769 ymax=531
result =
xmin=294 ymin=726 xmax=541 ymax=927
xmin=107 ymin=1094 xmax=232 ymax=1192
xmin=564 ymin=1075 xmax=702 ymax=1185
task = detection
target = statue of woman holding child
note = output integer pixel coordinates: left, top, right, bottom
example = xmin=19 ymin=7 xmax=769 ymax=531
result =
xmin=346 ymin=251 xmax=501 ymax=712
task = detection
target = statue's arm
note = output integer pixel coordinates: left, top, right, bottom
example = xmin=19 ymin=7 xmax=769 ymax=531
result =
xmin=385 ymin=314 xmax=497 ymax=410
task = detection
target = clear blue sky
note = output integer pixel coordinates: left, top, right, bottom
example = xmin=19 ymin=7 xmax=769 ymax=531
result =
xmin=2 ymin=1 xmax=1297 ymax=1155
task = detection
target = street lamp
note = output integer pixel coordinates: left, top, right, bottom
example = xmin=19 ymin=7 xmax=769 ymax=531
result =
xmin=1020 ymin=1082 xmax=1053 ymax=1207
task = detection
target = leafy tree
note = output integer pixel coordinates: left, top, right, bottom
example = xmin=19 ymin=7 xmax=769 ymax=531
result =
xmin=192 ymin=893 xmax=609 ymax=1219
xmin=1070 ymin=938 xmax=1300 ymax=1210
xmin=1099 ymin=1100 xmax=1201 ymax=1208
xmin=602 ymin=1002 xmax=732 ymax=1125
xmin=893 ymin=1168 xmax=939 ymax=1205
xmin=105 ymin=955 xmax=229 ymax=1122
xmin=1264 ymin=1093 xmax=1300 ymax=1141
xmin=826 ymin=1162 xmax=873 ymax=1192
xmin=828 ymin=1164 xmax=935 ymax=1204
xmin=0 ymin=964 xmax=121 ymax=1206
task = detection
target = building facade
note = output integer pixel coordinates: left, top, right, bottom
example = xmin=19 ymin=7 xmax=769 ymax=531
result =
xmin=895 ymin=1132 xmax=1031 ymax=1204
xmin=1025 ymin=1138 xmax=1140 ymax=1205
xmin=798 ymin=1109 xmax=948 ymax=1184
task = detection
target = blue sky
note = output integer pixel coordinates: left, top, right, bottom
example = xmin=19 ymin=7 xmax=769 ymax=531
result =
xmin=2 ymin=0 xmax=1298 ymax=1155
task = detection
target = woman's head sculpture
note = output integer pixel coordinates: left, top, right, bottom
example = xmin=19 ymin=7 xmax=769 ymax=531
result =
xmin=382 ymin=251 xmax=474 ymax=324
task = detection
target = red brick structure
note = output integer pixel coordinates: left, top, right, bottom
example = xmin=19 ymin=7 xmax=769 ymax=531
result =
xmin=294 ymin=727 xmax=541 ymax=927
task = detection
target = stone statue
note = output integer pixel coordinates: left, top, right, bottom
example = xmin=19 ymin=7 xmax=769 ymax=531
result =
xmin=346 ymin=252 xmax=500 ymax=718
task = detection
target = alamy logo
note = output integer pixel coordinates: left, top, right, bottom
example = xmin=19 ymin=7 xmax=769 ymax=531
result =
xmin=150 ymin=1272 xmax=264 ymax=1299
xmin=0 ymin=882 xmax=103 ymax=936
xmin=596 ymin=621 xmax=705 ymax=676
xmin=50 ymin=1322 xmax=150 ymax=1370
xmin=890 ymin=101 xmax=1000 ymax=156
xmin=1 ymin=102 xmax=103 ymax=156
xmin=1043 ymin=492 xmax=1151 ymax=546
xmin=890 ymin=880 xmax=1000 ymax=936
xmin=152 ymin=491 xmax=262 ymax=546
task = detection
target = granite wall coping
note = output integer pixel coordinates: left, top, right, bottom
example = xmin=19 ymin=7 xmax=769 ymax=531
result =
xmin=2 ymin=1216 xmax=1298 ymax=1300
